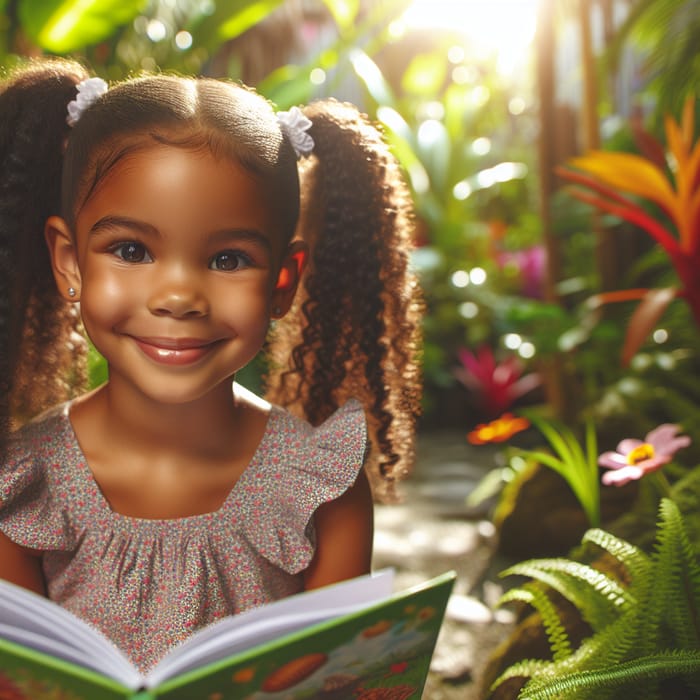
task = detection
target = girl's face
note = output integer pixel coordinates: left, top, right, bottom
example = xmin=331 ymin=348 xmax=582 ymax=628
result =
xmin=47 ymin=143 xmax=303 ymax=406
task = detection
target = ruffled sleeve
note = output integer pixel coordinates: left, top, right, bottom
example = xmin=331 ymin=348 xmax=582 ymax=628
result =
xmin=0 ymin=408 xmax=79 ymax=551
xmin=237 ymin=399 xmax=368 ymax=574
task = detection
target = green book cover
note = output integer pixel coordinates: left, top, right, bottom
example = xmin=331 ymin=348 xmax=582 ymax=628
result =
xmin=0 ymin=570 xmax=455 ymax=700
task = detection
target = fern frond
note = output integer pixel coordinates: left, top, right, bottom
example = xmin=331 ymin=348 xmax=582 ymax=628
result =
xmin=499 ymin=585 xmax=572 ymax=661
xmin=520 ymin=650 xmax=700 ymax=699
xmin=656 ymin=499 xmax=700 ymax=649
xmin=639 ymin=498 xmax=688 ymax=654
xmin=500 ymin=558 xmax=630 ymax=630
xmin=582 ymin=528 xmax=651 ymax=580
xmin=489 ymin=657 xmax=552 ymax=693
xmin=524 ymin=604 xmax=643 ymax=687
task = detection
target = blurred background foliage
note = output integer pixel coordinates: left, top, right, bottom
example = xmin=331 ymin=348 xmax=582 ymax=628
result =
xmin=3 ymin=0 xmax=700 ymax=445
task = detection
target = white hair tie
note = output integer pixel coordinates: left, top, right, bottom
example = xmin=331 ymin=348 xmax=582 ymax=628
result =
xmin=66 ymin=77 xmax=108 ymax=126
xmin=277 ymin=106 xmax=314 ymax=159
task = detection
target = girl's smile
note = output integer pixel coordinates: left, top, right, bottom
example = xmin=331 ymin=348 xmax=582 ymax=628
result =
xmin=129 ymin=336 xmax=224 ymax=366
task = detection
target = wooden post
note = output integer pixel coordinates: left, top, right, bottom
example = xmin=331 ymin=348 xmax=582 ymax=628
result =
xmin=535 ymin=0 xmax=566 ymax=418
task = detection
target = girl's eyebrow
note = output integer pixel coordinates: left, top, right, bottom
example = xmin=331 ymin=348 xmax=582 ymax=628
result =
xmin=209 ymin=228 xmax=272 ymax=252
xmin=89 ymin=215 xmax=272 ymax=251
xmin=89 ymin=215 xmax=157 ymax=237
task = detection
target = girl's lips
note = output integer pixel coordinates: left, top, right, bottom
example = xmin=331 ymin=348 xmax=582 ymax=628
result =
xmin=132 ymin=337 xmax=215 ymax=365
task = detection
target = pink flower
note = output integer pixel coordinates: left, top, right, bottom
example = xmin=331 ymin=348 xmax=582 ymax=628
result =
xmin=497 ymin=245 xmax=547 ymax=299
xmin=598 ymin=424 xmax=691 ymax=486
xmin=455 ymin=346 xmax=540 ymax=418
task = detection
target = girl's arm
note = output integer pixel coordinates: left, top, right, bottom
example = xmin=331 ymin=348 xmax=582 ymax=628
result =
xmin=303 ymin=469 xmax=374 ymax=590
xmin=0 ymin=531 xmax=45 ymax=595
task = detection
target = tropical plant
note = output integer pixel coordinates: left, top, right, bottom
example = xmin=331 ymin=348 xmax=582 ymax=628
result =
xmin=491 ymin=498 xmax=700 ymax=699
xmin=557 ymin=96 xmax=700 ymax=365
xmin=343 ymin=29 xmax=548 ymax=420
xmin=606 ymin=0 xmax=700 ymax=124
xmin=514 ymin=412 xmax=601 ymax=528
xmin=455 ymin=345 xmax=540 ymax=420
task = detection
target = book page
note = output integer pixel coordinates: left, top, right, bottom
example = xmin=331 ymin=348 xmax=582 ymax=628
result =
xmin=0 ymin=580 xmax=142 ymax=688
xmin=145 ymin=568 xmax=395 ymax=687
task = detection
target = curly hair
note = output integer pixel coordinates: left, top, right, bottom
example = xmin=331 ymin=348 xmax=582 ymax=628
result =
xmin=0 ymin=59 xmax=89 ymax=452
xmin=264 ymin=100 xmax=422 ymax=502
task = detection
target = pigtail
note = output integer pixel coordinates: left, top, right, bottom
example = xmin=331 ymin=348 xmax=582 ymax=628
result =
xmin=0 ymin=58 xmax=89 ymax=447
xmin=265 ymin=99 xmax=423 ymax=502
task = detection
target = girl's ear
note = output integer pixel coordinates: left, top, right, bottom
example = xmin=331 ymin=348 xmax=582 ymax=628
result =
xmin=271 ymin=240 xmax=308 ymax=319
xmin=45 ymin=216 xmax=82 ymax=301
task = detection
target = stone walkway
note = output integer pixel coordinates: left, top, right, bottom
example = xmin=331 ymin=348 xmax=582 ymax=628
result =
xmin=371 ymin=430 xmax=516 ymax=699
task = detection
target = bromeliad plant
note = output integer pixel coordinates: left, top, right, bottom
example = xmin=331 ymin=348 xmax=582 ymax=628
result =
xmin=557 ymin=96 xmax=700 ymax=364
xmin=455 ymin=346 xmax=541 ymax=420
xmin=490 ymin=498 xmax=700 ymax=700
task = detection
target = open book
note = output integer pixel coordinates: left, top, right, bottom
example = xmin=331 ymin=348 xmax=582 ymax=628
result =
xmin=0 ymin=569 xmax=455 ymax=700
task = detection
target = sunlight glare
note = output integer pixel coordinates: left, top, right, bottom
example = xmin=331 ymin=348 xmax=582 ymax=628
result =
xmin=401 ymin=0 xmax=539 ymax=76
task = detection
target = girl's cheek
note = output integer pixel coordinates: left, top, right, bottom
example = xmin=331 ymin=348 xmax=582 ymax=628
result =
xmin=79 ymin=270 xmax=138 ymax=327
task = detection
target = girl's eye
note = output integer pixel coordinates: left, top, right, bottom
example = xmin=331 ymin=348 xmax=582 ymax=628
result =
xmin=111 ymin=242 xmax=151 ymax=263
xmin=209 ymin=251 xmax=250 ymax=271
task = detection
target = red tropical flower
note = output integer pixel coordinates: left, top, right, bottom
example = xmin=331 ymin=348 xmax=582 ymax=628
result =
xmin=557 ymin=96 xmax=700 ymax=362
xmin=455 ymin=346 xmax=540 ymax=418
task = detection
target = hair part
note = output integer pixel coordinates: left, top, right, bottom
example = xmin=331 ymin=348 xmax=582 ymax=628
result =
xmin=63 ymin=75 xmax=301 ymax=242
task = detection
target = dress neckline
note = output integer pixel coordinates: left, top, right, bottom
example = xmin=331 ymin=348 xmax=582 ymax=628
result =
xmin=57 ymin=400 xmax=280 ymax=527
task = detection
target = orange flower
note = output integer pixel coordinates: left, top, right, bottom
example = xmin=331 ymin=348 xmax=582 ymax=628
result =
xmin=467 ymin=413 xmax=530 ymax=445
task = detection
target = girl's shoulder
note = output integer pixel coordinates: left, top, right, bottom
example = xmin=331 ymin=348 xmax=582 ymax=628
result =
xmin=265 ymin=396 xmax=368 ymax=468
xmin=1 ymin=402 xmax=78 ymax=550
xmin=230 ymin=386 xmax=368 ymax=574
xmin=234 ymin=381 xmax=368 ymax=464
xmin=6 ymin=402 xmax=72 ymax=463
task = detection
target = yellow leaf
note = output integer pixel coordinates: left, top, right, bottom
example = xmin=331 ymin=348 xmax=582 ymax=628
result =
xmin=570 ymin=151 xmax=678 ymax=222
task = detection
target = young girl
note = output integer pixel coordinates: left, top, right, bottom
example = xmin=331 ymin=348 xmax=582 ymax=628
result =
xmin=0 ymin=58 xmax=421 ymax=672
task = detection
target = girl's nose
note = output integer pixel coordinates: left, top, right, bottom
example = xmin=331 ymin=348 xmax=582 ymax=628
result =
xmin=147 ymin=278 xmax=209 ymax=318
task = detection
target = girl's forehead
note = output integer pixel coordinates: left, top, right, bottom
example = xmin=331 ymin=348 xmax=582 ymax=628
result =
xmin=78 ymin=143 xmax=286 ymax=246
xmin=86 ymin=142 xmax=263 ymax=204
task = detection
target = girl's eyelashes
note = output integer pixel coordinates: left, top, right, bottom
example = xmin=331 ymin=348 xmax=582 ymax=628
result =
xmin=109 ymin=241 xmax=153 ymax=263
xmin=209 ymin=250 xmax=253 ymax=272
xmin=104 ymin=241 xmax=254 ymax=271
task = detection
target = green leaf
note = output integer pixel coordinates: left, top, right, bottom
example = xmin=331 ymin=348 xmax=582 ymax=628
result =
xmin=401 ymin=51 xmax=447 ymax=95
xmin=18 ymin=0 xmax=146 ymax=53
xmin=188 ymin=0 xmax=285 ymax=52
xmin=349 ymin=48 xmax=396 ymax=106
xmin=500 ymin=558 xmax=631 ymax=630
xmin=500 ymin=585 xmax=572 ymax=661
xmin=18 ymin=0 xmax=146 ymax=54
xmin=523 ymin=651 xmax=700 ymax=699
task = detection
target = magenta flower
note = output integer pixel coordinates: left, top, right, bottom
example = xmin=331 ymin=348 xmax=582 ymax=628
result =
xmin=497 ymin=245 xmax=547 ymax=299
xmin=454 ymin=346 xmax=540 ymax=418
xmin=598 ymin=424 xmax=691 ymax=486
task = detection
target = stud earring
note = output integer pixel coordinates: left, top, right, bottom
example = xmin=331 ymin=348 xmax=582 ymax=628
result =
xmin=67 ymin=287 xmax=76 ymax=298
xmin=273 ymin=307 xmax=282 ymax=316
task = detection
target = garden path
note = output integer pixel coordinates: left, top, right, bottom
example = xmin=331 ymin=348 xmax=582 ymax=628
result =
xmin=372 ymin=430 xmax=516 ymax=700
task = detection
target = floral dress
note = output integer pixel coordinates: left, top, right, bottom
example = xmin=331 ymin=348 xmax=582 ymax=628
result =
xmin=0 ymin=397 xmax=367 ymax=673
